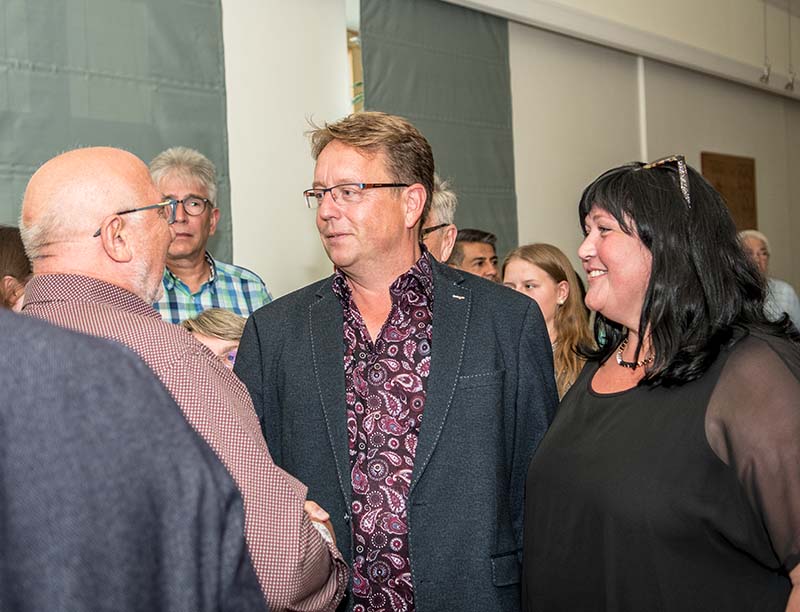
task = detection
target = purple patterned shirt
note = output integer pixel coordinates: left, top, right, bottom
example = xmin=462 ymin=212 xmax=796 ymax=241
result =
xmin=332 ymin=252 xmax=434 ymax=612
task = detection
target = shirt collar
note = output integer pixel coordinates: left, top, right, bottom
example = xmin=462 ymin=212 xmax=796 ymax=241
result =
xmin=163 ymin=251 xmax=217 ymax=291
xmin=332 ymin=248 xmax=435 ymax=306
xmin=25 ymin=274 xmax=161 ymax=319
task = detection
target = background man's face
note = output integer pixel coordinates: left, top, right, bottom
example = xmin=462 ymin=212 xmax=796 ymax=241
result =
xmin=314 ymin=141 xmax=407 ymax=275
xmin=455 ymin=241 xmax=499 ymax=282
xmin=742 ymin=236 xmax=769 ymax=276
xmin=157 ymin=172 xmax=219 ymax=263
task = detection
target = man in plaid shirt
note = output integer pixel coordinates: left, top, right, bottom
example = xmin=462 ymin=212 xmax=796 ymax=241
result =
xmin=150 ymin=146 xmax=272 ymax=324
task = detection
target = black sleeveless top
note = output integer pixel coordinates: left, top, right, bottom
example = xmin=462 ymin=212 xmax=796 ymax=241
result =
xmin=523 ymin=331 xmax=800 ymax=611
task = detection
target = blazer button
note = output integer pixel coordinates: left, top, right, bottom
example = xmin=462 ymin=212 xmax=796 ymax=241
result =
xmin=344 ymin=513 xmax=351 ymax=524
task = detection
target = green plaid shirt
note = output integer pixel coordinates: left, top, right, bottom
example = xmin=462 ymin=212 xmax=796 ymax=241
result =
xmin=154 ymin=252 xmax=272 ymax=324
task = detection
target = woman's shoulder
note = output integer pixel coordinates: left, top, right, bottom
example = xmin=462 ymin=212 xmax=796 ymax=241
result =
xmin=726 ymin=327 xmax=800 ymax=379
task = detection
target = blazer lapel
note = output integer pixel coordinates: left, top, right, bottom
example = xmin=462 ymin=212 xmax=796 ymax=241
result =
xmin=409 ymin=261 xmax=470 ymax=496
xmin=308 ymin=280 xmax=352 ymax=509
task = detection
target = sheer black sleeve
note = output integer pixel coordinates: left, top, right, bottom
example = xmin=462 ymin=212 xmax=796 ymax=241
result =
xmin=706 ymin=333 xmax=800 ymax=572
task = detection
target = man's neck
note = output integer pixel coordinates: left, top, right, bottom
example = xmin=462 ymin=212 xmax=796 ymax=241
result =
xmin=166 ymin=252 xmax=210 ymax=294
xmin=343 ymin=245 xmax=423 ymax=341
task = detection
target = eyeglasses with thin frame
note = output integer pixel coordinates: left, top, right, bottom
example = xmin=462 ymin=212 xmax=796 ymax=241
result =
xmin=640 ymin=154 xmax=692 ymax=208
xmin=303 ymin=182 xmax=409 ymax=208
xmin=421 ymin=223 xmax=449 ymax=239
xmin=92 ymin=199 xmax=178 ymax=238
xmin=170 ymin=196 xmax=213 ymax=217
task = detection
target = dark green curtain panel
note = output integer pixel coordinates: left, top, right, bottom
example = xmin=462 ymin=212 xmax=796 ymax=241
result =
xmin=0 ymin=0 xmax=232 ymax=260
xmin=361 ymin=0 xmax=518 ymax=258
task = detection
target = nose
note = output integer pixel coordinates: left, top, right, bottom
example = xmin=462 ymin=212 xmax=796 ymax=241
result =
xmin=173 ymin=201 xmax=188 ymax=223
xmin=316 ymin=190 xmax=340 ymax=221
xmin=578 ymin=233 xmax=595 ymax=261
xmin=485 ymin=262 xmax=498 ymax=281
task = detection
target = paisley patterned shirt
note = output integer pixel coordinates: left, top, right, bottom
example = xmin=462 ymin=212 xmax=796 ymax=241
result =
xmin=332 ymin=252 xmax=434 ymax=612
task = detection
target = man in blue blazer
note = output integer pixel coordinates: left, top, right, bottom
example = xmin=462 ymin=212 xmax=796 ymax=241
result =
xmin=235 ymin=111 xmax=557 ymax=612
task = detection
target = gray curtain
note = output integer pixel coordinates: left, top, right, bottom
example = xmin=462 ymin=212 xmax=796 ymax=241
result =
xmin=0 ymin=0 xmax=232 ymax=260
xmin=361 ymin=0 xmax=518 ymax=258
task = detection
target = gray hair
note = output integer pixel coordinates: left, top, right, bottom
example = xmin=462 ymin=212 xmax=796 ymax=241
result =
xmin=18 ymin=207 xmax=75 ymax=261
xmin=149 ymin=146 xmax=217 ymax=205
xmin=738 ymin=229 xmax=770 ymax=254
xmin=430 ymin=173 xmax=458 ymax=225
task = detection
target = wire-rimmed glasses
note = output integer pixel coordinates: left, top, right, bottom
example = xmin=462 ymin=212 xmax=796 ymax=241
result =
xmin=92 ymin=199 xmax=178 ymax=237
xmin=303 ymin=182 xmax=409 ymax=208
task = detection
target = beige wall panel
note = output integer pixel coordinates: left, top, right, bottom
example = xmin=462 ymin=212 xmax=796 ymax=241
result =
xmin=222 ymin=0 xmax=351 ymax=298
xmin=643 ymin=58 xmax=798 ymax=287
xmin=509 ymin=21 xmax=640 ymax=273
xmin=784 ymin=101 xmax=800 ymax=281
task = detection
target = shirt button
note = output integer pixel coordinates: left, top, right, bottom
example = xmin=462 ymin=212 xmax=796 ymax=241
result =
xmin=344 ymin=513 xmax=351 ymax=524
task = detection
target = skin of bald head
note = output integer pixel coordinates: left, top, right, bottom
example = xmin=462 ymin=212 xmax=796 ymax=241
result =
xmin=20 ymin=147 xmax=174 ymax=303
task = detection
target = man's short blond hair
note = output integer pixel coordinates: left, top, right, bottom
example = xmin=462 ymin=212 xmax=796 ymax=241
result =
xmin=180 ymin=308 xmax=246 ymax=341
xmin=308 ymin=112 xmax=435 ymax=222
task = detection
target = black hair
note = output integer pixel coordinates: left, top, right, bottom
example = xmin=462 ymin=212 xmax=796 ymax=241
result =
xmin=577 ymin=160 xmax=797 ymax=386
xmin=447 ymin=228 xmax=497 ymax=266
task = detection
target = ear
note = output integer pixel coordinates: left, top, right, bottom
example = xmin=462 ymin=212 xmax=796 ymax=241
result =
xmin=556 ymin=280 xmax=570 ymax=305
xmin=403 ymin=183 xmax=427 ymax=230
xmin=440 ymin=224 xmax=458 ymax=262
xmin=99 ymin=216 xmax=133 ymax=263
xmin=1 ymin=275 xmax=22 ymax=302
xmin=208 ymin=206 xmax=220 ymax=237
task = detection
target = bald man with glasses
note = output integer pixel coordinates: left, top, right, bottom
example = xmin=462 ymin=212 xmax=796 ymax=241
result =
xmin=20 ymin=146 xmax=348 ymax=612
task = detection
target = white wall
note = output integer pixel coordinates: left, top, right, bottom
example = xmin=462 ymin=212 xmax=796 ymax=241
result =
xmin=450 ymin=0 xmax=800 ymax=102
xmin=509 ymin=23 xmax=640 ymax=273
xmin=644 ymin=59 xmax=800 ymax=283
xmin=221 ymin=0 xmax=350 ymax=298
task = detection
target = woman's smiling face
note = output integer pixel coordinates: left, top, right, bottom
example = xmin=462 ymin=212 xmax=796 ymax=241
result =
xmin=578 ymin=204 xmax=652 ymax=331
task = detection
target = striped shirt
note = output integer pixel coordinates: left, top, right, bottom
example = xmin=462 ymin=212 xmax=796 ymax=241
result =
xmin=154 ymin=252 xmax=272 ymax=324
xmin=24 ymin=274 xmax=348 ymax=612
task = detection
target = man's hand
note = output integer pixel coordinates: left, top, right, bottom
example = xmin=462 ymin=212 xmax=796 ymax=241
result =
xmin=304 ymin=500 xmax=336 ymax=547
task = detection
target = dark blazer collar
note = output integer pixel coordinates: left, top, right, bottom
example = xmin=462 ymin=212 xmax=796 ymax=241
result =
xmin=409 ymin=258 xmax=471 ymax=495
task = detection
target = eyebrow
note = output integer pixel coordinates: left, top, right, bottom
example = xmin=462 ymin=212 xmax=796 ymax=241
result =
xmin=163 ymin=192 xmax=207 ymax=200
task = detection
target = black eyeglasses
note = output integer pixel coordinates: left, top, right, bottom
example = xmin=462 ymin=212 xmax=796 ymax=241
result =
xmin=92 ymin=199 xmax=178 ymax=238
xmin=303 ymin=182 xmax=409 ymax=208
xmin=421 ymin=223 xmax=448 ymax=239
xmin=641 ymin=154 xmax=691 ymax=208
xmin=171 ymin=196 xmax=213 ymax=216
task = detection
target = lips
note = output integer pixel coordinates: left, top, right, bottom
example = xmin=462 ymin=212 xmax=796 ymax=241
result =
xmin=585 ymin=269 xmax=607 ymax=281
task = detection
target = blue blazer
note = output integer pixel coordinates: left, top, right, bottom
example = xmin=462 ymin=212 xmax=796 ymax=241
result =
xmin=236 ymin=259 xmax=557 ymax=612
